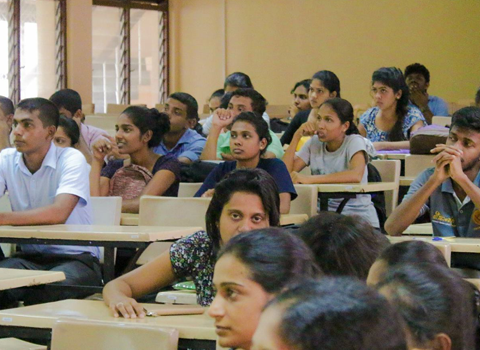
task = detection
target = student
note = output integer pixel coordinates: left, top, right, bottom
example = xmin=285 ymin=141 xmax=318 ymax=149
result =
xmin=376 ymin=263 xmax=477 ymax=350
xmin=287 ymin=79 xmax=311 ymax=119
xmin=283 ymin=97 xmax=379 ymax=228
xmin=0 ymin=95 xmax=14 ymax=151
xmin=202 ymin=72 xmax=271 ymax=135
xmin=152 ymin=92 xmax=206 ymax=164
xmin=50 ymin=89 xmax=107 ymax=163
xmin=90 ymin=106 xmax=180 ymax=214
xmin=195 ymin=112 xmax=296 ymax=214
xmin=281 ymin=71 xmax=341 ymax=145
xmin=405 ymin=63 xmax=450 ymax=123
xmin=208 ymin=89 xmax=225 ymax=114
xmin=200 ymin=88 xmax=284 ymax=161
xmin=208 ymin=228 xmax=320 ymax=350
xmin=297 ymin=212 xmax=389 ymax=280
xmin=367 ymin=240 xmax=449 ymax=286
xmin=359 ymin=67 xmax=426 ymax=150
xmin=103 ymin=168 xmax=281 ymax=313
xmin=54 ymin=115 xmax=80 ymax=148
xmin=386 ymin=107 xmax=480 ymax=238
xmin=0 ymin=98 xmax=101 ymax=308
xmin=252 ymin=278 xmax=407 ymax=350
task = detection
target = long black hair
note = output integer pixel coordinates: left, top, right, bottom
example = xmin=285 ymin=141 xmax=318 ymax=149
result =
xmin=121 ymin=106 xmax=170 ymax=148
xmin=312 ymin=70 xmax=341 ymax=98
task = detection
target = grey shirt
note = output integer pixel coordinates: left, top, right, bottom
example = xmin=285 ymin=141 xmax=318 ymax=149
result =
xmin=296 ymin=134 xmax=379 ymax=228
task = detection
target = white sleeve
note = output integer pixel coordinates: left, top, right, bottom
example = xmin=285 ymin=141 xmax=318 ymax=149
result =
xmin=56 ymin=149 xmax=90 ymax=206
xmin=201 ymin=115 xmax=214 ymax=135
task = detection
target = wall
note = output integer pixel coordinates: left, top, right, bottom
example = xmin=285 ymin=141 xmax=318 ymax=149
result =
xmin=169 ymin=0 xmax=480 ymax=108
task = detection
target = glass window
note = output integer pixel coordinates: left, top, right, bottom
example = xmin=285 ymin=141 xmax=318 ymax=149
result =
xmin=0 ymin=0 xmax=9 ymax=97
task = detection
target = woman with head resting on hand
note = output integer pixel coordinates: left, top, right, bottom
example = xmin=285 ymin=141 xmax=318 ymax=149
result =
xmin=208 ymin=227 xmax=321 ymax=350
xmin=103 ymin=168 xmax=281 ymax=315
xmin=359 ymin=67 xmax=426 ymax=151
xmin=90 ymin=106 xmax=181 ymax=214
xmin=195 ymin=111 xmax=296 ymax=214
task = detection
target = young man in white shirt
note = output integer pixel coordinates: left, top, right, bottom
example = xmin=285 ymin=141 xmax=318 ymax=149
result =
xmin=0 ymin=98 xmax=101 ymax=309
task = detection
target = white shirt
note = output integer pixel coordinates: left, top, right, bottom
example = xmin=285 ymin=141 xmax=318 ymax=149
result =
xmin=0 ymin=143 xmax=100 ymax=258
xmin=201 ymin=111 xmax=271 ymax=135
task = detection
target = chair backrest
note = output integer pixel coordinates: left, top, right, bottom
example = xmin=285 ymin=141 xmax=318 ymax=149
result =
xmin=178 ymin=183 xmax=203 ymax=197
xmin=91 ymin=197 xmax=122 ymax=225
xmin=139 ymin=196 xmax=211 ymax=229
xmin=51 ymin=318 xmax=178 ymax=350
xmin=371 ymin=160 xmax=401 ymax=217
xmin=0 ymin=337 xmax=46 ymax=350
xmin=290 ymin=185 xmax=318 ymax=217
xmin=266 ymin=104 xmax=289 ymax=116
xmin=106 ymin=103 xmax=147 ymax=114
xmin=404 ymin=155 xmax=435 ymax=177
xmin=432 ymin=116 xmax=452 ymax=128
xmin=82 ymin=103 xmax=95 ymax=114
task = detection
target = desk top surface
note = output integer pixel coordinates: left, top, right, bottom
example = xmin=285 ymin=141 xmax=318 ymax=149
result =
xmin=389 ymin=235 xmax=480 ymax=253
xmin=0 ymin=225 xmax=202 ymax=242
xmin=0 ymin=299 xmax=216 ymax=340
xmin=399 ymin=176 xmax=416 ymax=186
xmin=0 ymin=268 xmax=65 ymax=291
xmin=403 ymin=223 xmax=432 ymax=235
xmin=316 ymin=182 xmax=397 ymax=193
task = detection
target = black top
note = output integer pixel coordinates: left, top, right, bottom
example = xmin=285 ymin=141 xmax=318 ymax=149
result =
xmin=280 ymin=110 xmax=310 ymax=145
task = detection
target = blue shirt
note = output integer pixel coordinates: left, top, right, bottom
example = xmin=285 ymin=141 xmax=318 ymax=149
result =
xmin=428 ymin=95 xmax=449 ymax=116
xmin=403 ymin=167 xmax=480 ymax=237
xmin=153 ymin=128 xmax=206 ymax=162
xmin=0 ymin=143 xmax=99 ymax=258
xmin=195 ymin=158 xmax=297 ymax=200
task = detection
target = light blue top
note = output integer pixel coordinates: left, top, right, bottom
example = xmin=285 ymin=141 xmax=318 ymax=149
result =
xmin=403 ymin=168 xmax=480 ymax=237
xmin=428 ymin=95 xmax=449 ymax=116
xmin=0 ymin=143 xmax=99 ymax=258
xmin=360 ymin=106 xmax=426 ymax=142
xmin=153 ymin=128 xmax=206 ymax=162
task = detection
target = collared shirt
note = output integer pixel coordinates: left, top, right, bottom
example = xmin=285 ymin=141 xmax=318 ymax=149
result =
xmin=216 ymin=130 xmax=284 ymax=159
xmin=153 ymin=128 xmax=206 ymax=162
xmin=428 ymin=95 xmax=449 ymax=116
xmin=403 ymin=167 xmax=480 ymax=237
xmin=0 ymin=143 xmax=99 ymax=258
xmin=81 ymin=123 xmax=106 ymax=149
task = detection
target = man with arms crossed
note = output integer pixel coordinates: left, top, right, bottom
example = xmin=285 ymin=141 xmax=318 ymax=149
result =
xmin=0 ymin=98 xmax=101 ymax=308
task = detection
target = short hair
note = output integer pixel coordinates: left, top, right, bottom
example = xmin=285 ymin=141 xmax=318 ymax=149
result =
xmin=17 ymin=98 xmax=60 ymax=128
xmin=219 ymin=92 xmax=233 ymax=109
xmin=229 ymin=88 xmax=267 ymax=116
xmin=450 ymin=106 xmax=480 ymax=134
xmin=320 ymin=98 xmax=359 ymax=136
xmin=224 ymin=72 xmax=253 ymax=90
xmin=372 ymin=67 xmax=410 ymax=141
xmin=231 ymin=111 xmax=272 ymax=156
xmin=311 ymin=70 xmax=341 ymax=98
xmin=121 ymin=106 xmax=170 ymax=148
xmin=297 ymin=212 xmax=390 ymax=280
xmin=209 ymin=89 xmax=225 ymax=100
xmin=268 ymin=278 xmax=407 ymax=350
xmin=49 ymin=89 xmax=82 ymax=116
xmin=58 ymin=115 xmax=80 ymax=146
xmin=168 ymin=92 xmax=199 ymax=121
xmin=377 ymin=240 xmax=449 ymax=269
xmin=404 ymin=63 xmax=430 ymax=83
xmin=206 ymin=168 xmax=280 ymax=255
xmin=290 ymin=79 xmax=311 ymax=94
xmin=377 ymin=263 xmax=477 ymax=350
xmin=0 ymin=95 xmax=14 ymax=116
xmin=476 ymin=87 xmax=480 ymax=107
xmin=218 ymin=228 xmax=321 ymax=294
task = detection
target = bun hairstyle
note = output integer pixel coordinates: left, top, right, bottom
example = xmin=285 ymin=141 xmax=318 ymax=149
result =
xmin=319 ymin=98 xmax=359 ymax=135
xmin=121 ymin=106 xmax=170 ymax=148
xmin=371 ymin=67 xmax=409 ymax=141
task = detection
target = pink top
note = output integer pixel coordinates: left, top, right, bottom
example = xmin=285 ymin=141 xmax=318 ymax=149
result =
xmin=80 ymin=123 xmax=107 ymax=149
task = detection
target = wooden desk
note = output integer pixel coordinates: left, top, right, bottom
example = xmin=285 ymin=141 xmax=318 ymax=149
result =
xmin=0 ymin=299 xmax=217 ymax=350
xmin=316 ymin=182 xmax=398 ymax=212
xmin=122 ymin=213 xmax=309 ymax=227
xmin=377 ymin=153 xmax=410 ymax=160
xmin=0 ymin=225 xmax=201 ymax=283
xmin=399 ymin=176 xmax=415 ymax=187
xmin=403 ymin=223 xmax=433 ymax=235
xmin=388 ymin=236 xmax=480 ymax=253
xmin=0 ymin=268 xmax=65 ymax=291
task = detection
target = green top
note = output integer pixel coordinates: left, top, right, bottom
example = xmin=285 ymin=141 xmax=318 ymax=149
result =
xmin=216 ymin=130 xmax=285 ymax=159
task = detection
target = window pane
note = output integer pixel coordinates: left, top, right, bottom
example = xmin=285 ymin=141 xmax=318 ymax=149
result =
xmin=130 ymin=9 xmax=160 ymax=107
xmin=0 ymin=0 xmax=9 ymax=97
xmin=92 ymin=6 xmax=122 ymax=113
xmin=20 ymin=0 xmax=56 ymax=99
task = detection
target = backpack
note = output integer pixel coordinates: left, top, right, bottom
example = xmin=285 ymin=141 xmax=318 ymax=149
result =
xmin=109 ymin=163 xmax=153 ymax=200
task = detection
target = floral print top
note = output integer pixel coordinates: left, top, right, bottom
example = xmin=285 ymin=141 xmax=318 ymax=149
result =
xmin=170 ymin=230 xmax=215 ymax=306
xmin=360 ymin=106 xmax=426 ymax=142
